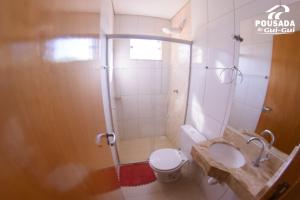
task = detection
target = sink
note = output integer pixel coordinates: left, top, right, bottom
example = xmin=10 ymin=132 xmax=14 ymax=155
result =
xmin=191 ymin=131 xmax=288 ymax=200
xmin=208 ymin=142 xmax=246 ymax=168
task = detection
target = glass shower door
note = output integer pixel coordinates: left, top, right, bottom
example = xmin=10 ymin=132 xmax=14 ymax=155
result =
xmin=108 ymin=37 xmax=191 ymax=164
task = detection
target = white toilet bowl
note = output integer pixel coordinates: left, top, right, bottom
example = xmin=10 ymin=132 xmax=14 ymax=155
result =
xmin=149 ymin=125 xmax=207 ymax=183
xmin=149 ymin=148 xmax=188 ymax=182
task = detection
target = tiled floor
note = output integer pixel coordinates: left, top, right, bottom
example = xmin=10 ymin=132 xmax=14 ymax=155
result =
xmin=121 ymin=165 xmax=206 ymax=200
xmin=95 ymin=164 xmax=236 ymax=200
xmin=117 ymin=136 xmax=174 ymax=164
xmin=116 ymin=136 xmax=223 ymax=200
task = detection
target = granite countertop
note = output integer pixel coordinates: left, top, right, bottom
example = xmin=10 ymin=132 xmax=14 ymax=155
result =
xmin=191 ymin=128 xmax=288 ymax=200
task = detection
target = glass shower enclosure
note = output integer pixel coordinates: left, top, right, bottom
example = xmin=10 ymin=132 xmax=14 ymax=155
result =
xmin=106 ymin=34 xmax=192 ymax=164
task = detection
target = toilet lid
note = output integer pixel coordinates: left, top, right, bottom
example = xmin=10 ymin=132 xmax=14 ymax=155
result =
xmin=149 ymin=148 xmax=182 ymax=171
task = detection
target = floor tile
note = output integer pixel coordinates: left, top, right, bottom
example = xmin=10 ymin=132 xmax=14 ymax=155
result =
xmin=118 ymin=136 xmax=174 ymax=164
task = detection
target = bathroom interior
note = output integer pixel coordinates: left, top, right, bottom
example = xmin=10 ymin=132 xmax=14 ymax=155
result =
xmin=0 ymin=0 xmax=300 ymax=200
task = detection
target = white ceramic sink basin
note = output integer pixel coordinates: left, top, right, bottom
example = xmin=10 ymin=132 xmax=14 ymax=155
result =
xmin=208 ymin=142 xmax=246 ymax=168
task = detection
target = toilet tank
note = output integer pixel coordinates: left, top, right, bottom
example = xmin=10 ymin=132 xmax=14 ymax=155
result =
xmin=180 ymin=125 xmax=206 ymax=160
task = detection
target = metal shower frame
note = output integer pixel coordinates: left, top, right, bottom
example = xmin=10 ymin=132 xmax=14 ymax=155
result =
xmin=104 ymin=34 xmax=193 ymax=164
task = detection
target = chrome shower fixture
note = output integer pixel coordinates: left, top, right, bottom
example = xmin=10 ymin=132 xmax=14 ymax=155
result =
xmin=162 ymin=19 xmax=186 ymax=35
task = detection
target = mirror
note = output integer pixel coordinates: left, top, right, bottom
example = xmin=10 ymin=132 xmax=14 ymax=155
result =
xmin=228 ymin=2 xmax=300 ymax=154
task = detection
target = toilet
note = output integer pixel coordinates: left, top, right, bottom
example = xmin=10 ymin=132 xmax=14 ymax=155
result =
xmin=149 ymin=125 xmax=207 ymax=183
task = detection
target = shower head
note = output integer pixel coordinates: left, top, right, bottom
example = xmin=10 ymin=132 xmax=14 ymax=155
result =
xmin=162 ymin=27 xmax=182 ymax=34
xmin=162 ymin=19 xmax=186 ymax=35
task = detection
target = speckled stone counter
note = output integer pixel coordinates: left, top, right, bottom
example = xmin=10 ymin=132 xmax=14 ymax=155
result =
xmin=191 ymin=128 xmax=288 ymax=200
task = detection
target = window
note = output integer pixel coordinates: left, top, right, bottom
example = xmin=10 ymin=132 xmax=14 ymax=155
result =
xmin=129 ymin=39 xmax=162 ymax=60
xmin=44 ymin=37 xmax=98 ymax=62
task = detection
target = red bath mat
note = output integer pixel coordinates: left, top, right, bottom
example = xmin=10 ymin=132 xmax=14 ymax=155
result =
xmin=120 ymin=162 xmax=156 ymax=186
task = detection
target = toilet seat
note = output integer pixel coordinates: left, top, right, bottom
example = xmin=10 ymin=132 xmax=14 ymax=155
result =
xmin=149 ymin=148 xmax=184 ymax=171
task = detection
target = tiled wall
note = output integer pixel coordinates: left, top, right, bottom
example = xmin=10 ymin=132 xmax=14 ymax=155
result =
xmin=114 ymin=15 xmax=171 ymax=36
xmin=228 ymin=15 xmax=272 ymax=132
xmin=166 ymin=2 xmax=192 ymax=147
xmin=186 ymin=1 xmax=300 ymax=199
xmin=229 ymin=1 xmax=300 ymax=132
xmin=187 ymin=0 xmax=236 ymax=140
xmin=111 ymin=15 xmax=171 ymax=139
xmin=187 ymin=0 xmax=300 ymax=140
xmin=171 ymin=2 xmax=192 ymax=41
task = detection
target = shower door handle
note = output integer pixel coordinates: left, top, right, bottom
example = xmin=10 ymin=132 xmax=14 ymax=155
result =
xmin=262 ymin=106 xmax=272 ymax=113
xmin=107 ymin=133 xmax=116 ymax=146
xmin=96 ymin=132 xmax=116 ymax=146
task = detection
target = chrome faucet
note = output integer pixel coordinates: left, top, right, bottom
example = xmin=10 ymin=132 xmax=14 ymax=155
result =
xmin=260 ymin=130 xmax=275 ymax=160
xmin=247 ymin=137 xmax=265 ymax=167
xmin=260 ymin=129 xmax=275 ymax=149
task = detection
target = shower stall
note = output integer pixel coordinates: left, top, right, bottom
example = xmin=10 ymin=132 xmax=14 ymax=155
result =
xmin=106 ymin=34 xmax=192 ymax=164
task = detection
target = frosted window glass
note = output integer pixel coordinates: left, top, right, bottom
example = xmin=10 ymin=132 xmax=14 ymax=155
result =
xmin=130 ymin=39 xmax=162 ymax=60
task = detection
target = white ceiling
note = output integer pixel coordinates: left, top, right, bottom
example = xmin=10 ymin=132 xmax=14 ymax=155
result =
xmin=112 ymin=0 xmax=189 ymax=19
